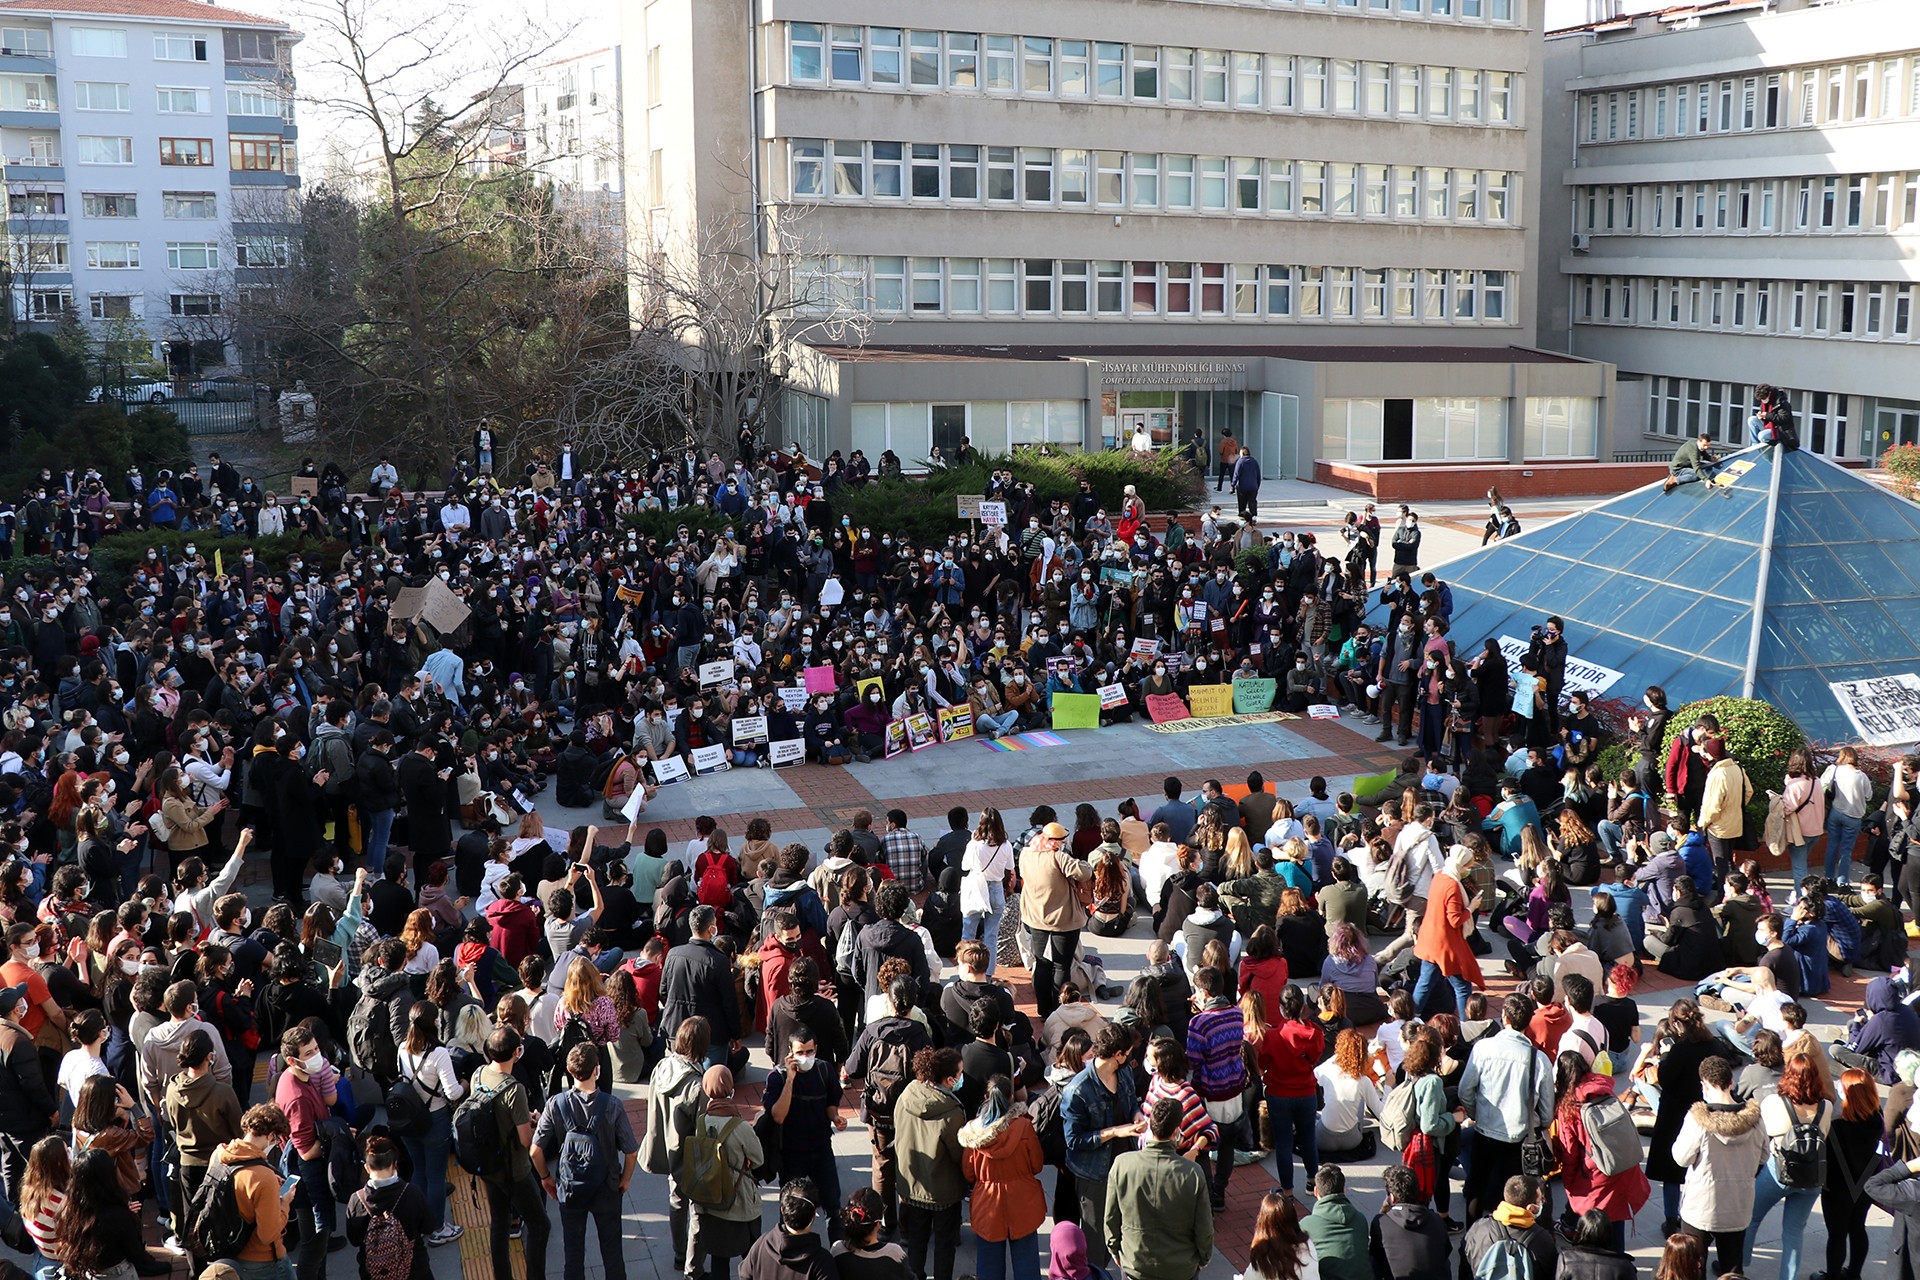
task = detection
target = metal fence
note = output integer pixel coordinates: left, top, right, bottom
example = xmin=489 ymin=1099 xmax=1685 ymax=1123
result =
xmin=100 ymin=390 xmax=268 ymax=436
xmin=1611 ymin=450 xmax=1672 ymax=464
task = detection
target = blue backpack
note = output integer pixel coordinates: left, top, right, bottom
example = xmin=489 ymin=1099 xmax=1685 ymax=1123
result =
xmin=554 ymin=1091 xmax=613 ymax=1204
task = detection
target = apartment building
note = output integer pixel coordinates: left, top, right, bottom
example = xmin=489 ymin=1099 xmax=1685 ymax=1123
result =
xmin=1542 ymin=0 xmax=1920 ymax=463
xmin=0 ymin=0 xmax=299 ymax=374
xmin=523 ymin=47 xmax=624 ymax=256
xmin=627 ymin=0 xmax=1611 ymax=486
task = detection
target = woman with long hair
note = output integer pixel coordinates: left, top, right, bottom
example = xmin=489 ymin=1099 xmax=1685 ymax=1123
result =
xmin=1320 ymin=921 xmax=1385 ymax=1025
xmin=1312 ymin=1028 xmax=1383 ymax=1157
xmin=1221 ymin=827 xmax=1257 ymax=883
xmin=1313 ymin=984 xmax=1354 ymax=1054
xmin=959 ymin=1074 xmax=1047 ymax=1280
xmin=1244 ymin=1187 xmax=1316 ymax=1280
xmin=1746 ymin=1053 xmax=1832 ymax=1280
xmin=1274 ymin=888 xmax=1327 ymax=977
xmin=1086 ymin=820 xmax=1132 ymax=938
xmin=1237 ymin=925 xmax=1289 ymax=1024
xmin=1265 ymin=985 xmax=1324 ymax=1198
xmin=1551 ymin=809 xmax=1603 ymax=887
xmin=1822 ymin=1067 xmax=1883 ymax=1280
xmin=57 ymin=1147 xmax=178 ymax=1277
xmin=1553 ymin=1048 xmax=1650 ymax=1251
xmin=400 ymin=908 xmax=440 ymax=977
xmin=19 ymin=1134 xmax=71 ymax=1263
xmin=1654 ymin=1231 xmax=1704 ymax=1280
xmin=1138 ymin=1037 xmax=1217 ymax=1165
xmin=71 ymin=1072 xmax=151 ymax=1199
xmin=1553 ymin=1208 xmax=1637 ymax=1280
xmin=555 ymin=952 xmax=620 ymax=1085
xmin=1401 ymin=1029 xmax=1460 ymax=1222
xmin=398 ymin=999 xmax=467 ymax=1245
xmin=1646 ymin=998 xmax=1732 ymax=1233
xmin=960 ymin=808 xmax=1014 ymax=976
xmin=1779 ymin=748 xmax=1825 ymax=890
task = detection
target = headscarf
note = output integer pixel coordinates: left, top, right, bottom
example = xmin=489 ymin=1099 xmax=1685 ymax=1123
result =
xmin=1048 ymin=1221 xmax=1091 ymax=1280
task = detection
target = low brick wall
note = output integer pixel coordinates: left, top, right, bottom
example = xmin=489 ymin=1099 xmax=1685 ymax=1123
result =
xmin=1313 ymin=460 xmax=1671 ymax=502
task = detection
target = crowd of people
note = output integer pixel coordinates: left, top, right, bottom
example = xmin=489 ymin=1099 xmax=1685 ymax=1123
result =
xmin=0 ymin=428 xmax=1915 ymax=1280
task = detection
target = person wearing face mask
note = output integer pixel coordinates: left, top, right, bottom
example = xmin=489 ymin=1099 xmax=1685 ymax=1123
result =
xmin=273 ymin=1026 xmax=342 ymax=1266
xmin=0 ymin=978 xmax=53 ymax=1205
xmin=345 ymin=1134 xmax=431 ymax=1278
xmin=765 ymin=1025 xmax=847 ymax=1235
xmin=162 ymin=1026 xmax=243 ymax=1223
xmin=843 ymin=685 xmax=890 ymax=763
xmin=890 ymin=1045 xmax=969 ymax=1280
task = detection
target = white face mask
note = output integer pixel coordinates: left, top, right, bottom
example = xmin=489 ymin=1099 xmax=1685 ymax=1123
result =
xmin=21 ymin=943 xmax=38 ymax=960
xmin=1754 ymin=928 xmax=1771 ymax=946
xmin=121 ymin=958 xmax=142 ymax=976
xmin=303 ymin=1053 xmax=328 ymax=1074
xmin=792 ymin=1054 xmax=817 ymax=1073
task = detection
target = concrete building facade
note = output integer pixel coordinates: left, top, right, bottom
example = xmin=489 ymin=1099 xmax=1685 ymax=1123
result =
xmin=0 ymin=0 xmax=299 ymax=374
xmin=523 ymin=46 xmax=625 ymax=257
xmin=1542 ymin=0 xmax=1920 ymax=464
xmin=627 ymin=0 xmax=1615 ymax=486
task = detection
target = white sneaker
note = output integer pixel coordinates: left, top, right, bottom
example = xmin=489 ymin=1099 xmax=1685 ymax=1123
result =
xmin=428 ymin=1224 xmax=464 ymax=1246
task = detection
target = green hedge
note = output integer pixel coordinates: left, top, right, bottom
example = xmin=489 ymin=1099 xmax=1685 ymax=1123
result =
xmin=621 ymin=506 xmax=731 ymax=542
xmin=829 ymin=447 xmax=1204 ymax=543
xmin=4 ymin=528 xmax=343 ymax=593
xmin=1657 ymin=695 xmax=1807 ymax=830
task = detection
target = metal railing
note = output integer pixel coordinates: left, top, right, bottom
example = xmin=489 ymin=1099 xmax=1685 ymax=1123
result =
xmin=1611 ymin=450 xmax=1672 ymax=464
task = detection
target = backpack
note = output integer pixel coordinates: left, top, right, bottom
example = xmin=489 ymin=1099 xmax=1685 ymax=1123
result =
xmin=1031 ymin=1083 xmax=1067 ymax=1165
xmin=348 ymin=989 xmax=400 ymax=1082
xmin=833 ymin=914 xmax=861 ymax=977
xmin=1378 ymin=1078 xmax=1420 ymax=1151
xmin=1771 ymin=1100 xmax=1827 ymax=1189
xmin=451 ymin=1079 xmax=508 ymax=1178
xmin=1471 ymin=1228 xmax=1537 ymax=1280
xmin=1382 ymin=840 xmax=1416 ymax=906
xmin=385 ymin=1054 xmax=444 ymax=1138
xmin=554 ymin=1091 xmax=613 ymax=1203
xmin=696 ymin=852 xmax=734 ymax=912
xmin=361 ymin=1208 xmax=413 ymax=1280
xmin=862 ymin=1034 xmax=916 ymax=1133
xmin=187 ymin=1156 xmax=266 ymax=1260
xmin=682 ymin=1116 xmax=746 ymax=1208
xmin=1578 ymin=1092 xmax=1644 ymax=1177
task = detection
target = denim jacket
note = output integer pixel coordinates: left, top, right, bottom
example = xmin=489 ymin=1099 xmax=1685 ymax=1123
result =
xmin=1062 ymin=1061 xmax=1139 ymax=1181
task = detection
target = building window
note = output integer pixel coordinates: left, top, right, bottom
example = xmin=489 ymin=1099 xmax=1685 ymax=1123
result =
xmin=830 ymin=25 xmax=862 ymax=82
xmin=170 ymin=294 xmax=221 ymax=317
xmin=870 ymin=142 xmax=902 ymax=197
xmin=230 ymin=135 xmax=294 ymax=173
xmin=789 ymin=23 xmax=825 ymax=81
xmin=9 ymin=237 xmax=66 ymax=270
xmin=84 ymin=240 xmax=137 ymax=268
xmin=949 ymin=259 xmax=981 ymax=312
xmin=152 ymin=32 xmax=208 ymax=61
xmin=159 ymin=138 xmax=214 ymax=166
xmin=870 ymin=257 xmax=905 ymax=312
xmin=236 ymin=237 xmax=290 ymax=267
xmin=89 ymin=293 xmax=137 ymax=319
xmin=155 ymin=86 xmax=209 ymax=114
xmin=70 ymin=27 xmax=125 ymax=57
xmin=166 ymin=242 xmax=219 ymax=270
xmin=912 ymin=257 xmax=944 ymax=312
xmin=21 ymin=288 xmax=71 ymax=321
xmin=8 ymin=190 xmax=62 ymax=215
xmin=223 ymin=30 xmax=279 ymax=63
xmin=227 ymin=85 xmax=288 ymax=118
xmin=791 ymin=140 xmax=823 ymax=196
xmin=1523 ymin=397 xmax=1598 ymax=458
xmin=986 ymin=259 xmax=1017 ymax=313
xmin=908 ymin=31 xmax=939 ymax=87
xmin=1024 ymin=258 xmax=1054 ymax=312
xmin=948 ymin=145 xmax=978 ymax=200
xmin=831 ymin=141 xmax=863 ymax=196
xmin=80 ymin=192 xmax=134 ymax=217
xmin=72 ymin=81 xmax=127 ymax=111
xmin=76 ymin=135 xmax=133 ymax=165
xmin=163 ymin=191 xmax=218 ymax=218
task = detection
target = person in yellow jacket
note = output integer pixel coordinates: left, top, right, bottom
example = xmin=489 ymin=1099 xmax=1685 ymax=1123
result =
xmin=1696 ymin=739 xmax=1752 ymax=895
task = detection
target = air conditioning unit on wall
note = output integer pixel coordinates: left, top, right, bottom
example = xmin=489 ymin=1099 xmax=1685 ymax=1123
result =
xmin=1572 ymin=233 xmax=1592 ymax=252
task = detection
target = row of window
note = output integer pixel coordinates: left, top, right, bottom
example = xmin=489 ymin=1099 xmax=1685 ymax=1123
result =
xmin=70 ymin=28 xmax=208 ymax=60
xmin=1644 ymin=377 xmax=1853 ymax=458
xmin=794 ymin=256 xmax=1515 ymax=322
xmin=60 ymin=134 xmax=296 ymax=172
xmin=785 ymin=25 xmax=1520 ymax=125
xmin=19 ymin=81 xmax=294 ymax=117
xmin=8 ymin=191 xmax=220 ymax=219
xmin=6 ymin=237 xmax=288 ymax=271
xmin=789 ymin=139 xmax=1518 ymax=224
xmin=1576 ymin=172 xmax=1920 ymax=237
xmin=15 ymin=288 xmax=220 ymax=322
xmin=1579 ymin=56 xmax=1920 ymax=146
xmin=1575 ymin=275 xmax=1919 ymax=344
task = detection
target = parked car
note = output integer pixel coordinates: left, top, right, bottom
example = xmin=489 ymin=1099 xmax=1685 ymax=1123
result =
xmin=189 ymin=376 xmax=268 ymax=403
xmin=87 ymin=380 xmax=174 ymax=404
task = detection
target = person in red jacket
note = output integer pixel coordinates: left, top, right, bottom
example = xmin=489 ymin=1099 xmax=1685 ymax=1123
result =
xmin=1256 ymin=982 xmax=1326 ymax=1204
xmin=1552 ymin=1051 xmax=1650 ymax=1252
xmin=755 ymin=907 xmax=833 ymax=1035
xmin=484 ymin=874 xmax=541 ymax=966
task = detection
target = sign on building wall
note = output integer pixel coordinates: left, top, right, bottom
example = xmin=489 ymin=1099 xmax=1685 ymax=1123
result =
xmin=1829 ymin=674 xmax=1920 ymax=748
xmin=1101 ymin=359 xmax=1251 ymax=389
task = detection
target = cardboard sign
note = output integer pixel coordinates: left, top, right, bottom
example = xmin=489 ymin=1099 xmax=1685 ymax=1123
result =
xmin=289 ymin=477 xmax=319 ymax=498
xmin=1189 ymin=683 xmax=1234 ymax=718
xmin=1131 ymin=637 xmax=1160 ymax=659
xmin=732 ymin=715 xmax=768 ymax=745
xmin=1097 ymin=683 xmax=1129 ymax=710
xmin=884 ymin=720 xmax=907 ymax=759
xmin=939 ymin=705 xmax=974 ymax=742
xmin=803 ymin=665 xmax=838 ymax=695
xmin=650 ymin=756 xmax=690 ymax=786
xmin=698 ymin=659 xmax=736 ymax=687
xmin=690 ymin=744 xmax=730 ymax=775
xmin=390 ymin=576 xmax=472 ymax=636
xmin=770 ymin=738 xmax=805 ymax=767
xmin=1309 ymin=704 xmax=1341 ymax=719
xmin=1146 ymin=693 xmax=1191 ymax=724
xmin=777 ymin=686 xmax=810 ymax=712
xmin=1052 ymin=692 xmax=1101 ymax=730
xmin=978 ymin=501 xmax=1007 ymax=526
xmin=857 ymin=675 xmax=886 ymax=703
xmin=614 ymin=584 xmax=645 ymax=606
xmin=1829 ymin=673 xmax=1920 ymax=747
xmin=1232 ymin=677 xmax=1277 ymax=714
xmin=905 ymin=712 xmax=936 ymax=750
xmin=956 ymin=495 xmax=985 ymax=519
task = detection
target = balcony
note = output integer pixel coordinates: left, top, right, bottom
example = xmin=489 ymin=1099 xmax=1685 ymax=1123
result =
xmin=0 ymin=49 xmax=55 ymax=74
xmin=0 ymin=106 xmax=55 ymax=128
xmin=2 ymin=156 xmax=63 ymax=181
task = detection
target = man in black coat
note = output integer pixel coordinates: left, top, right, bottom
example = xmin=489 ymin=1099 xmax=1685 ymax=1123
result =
xmin=851 ymin=882 xmax=930 ymax=999
xmin=657 ymin=904 xmax=740 ymax=1064
xmin=355 ymin=729 xmax=402 ymax=871
xmin=395 ymin=737 xmax=453 ymax=865
xmin=0 ymin=981 xmax=53 ymax=1203
xmin=1369 ymin=1165 xmax=1450 ymax=1280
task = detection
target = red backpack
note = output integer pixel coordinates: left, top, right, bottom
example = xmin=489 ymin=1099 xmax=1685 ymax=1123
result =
xmin=695 ymin=851 xmax=737 ymax=911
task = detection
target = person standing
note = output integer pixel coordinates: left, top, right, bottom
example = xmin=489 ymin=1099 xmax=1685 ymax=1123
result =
xmin=659 ymin=906 xmax=741 ymax=1067
xmin=0 ymin=980 xmax=53 ymax=1207
xmin=1303 ymin=1165 xmax=1369 ymax=1280
xmin=213 ymin=1103 xmax=298 ymax=1280
xmin=1214 ymin=429 xmax=1241 ymax=493
xmin=961 ymin=810 xmax=1015 ymax=977
xmin=1411 ymin=845 xmax=1483 ymax=1018
xmin=764 ymin=1026 xmax=846 ymax=1232
xmin=1018 ymin=821 xmax=1092 ymax=1020
xmin=1645 ymin=999 xmax=1736 ymax=1234
xmin=1672 ymin=1054 xmax=1765 ymax=1275
xmin=472 ymin=1027 xmax=550 ymax=1280
xmin=1377 ymin=617 xmax=1420 ymax=747
xmin=396 ymin=1000 xmax=466 ymax=1246
xmin=1187 ymin=968 xmax=1256 ymax=1209
xmin=163 ymin=1028 xmax=241 ymax=1224
xmin=1459 ymin=1175 xmax=1556 ymax=1280
xmin=844 ymin=973 xmax=933 ymax=1235
xmin=740 ymin=1181 xmax=838 ymax=1280
xmin=1820 ymin=747 xmax=1874 ymax=884
xmin=533 ymin=1043 xmax=640 ymax=1280
xmin=345 ymin=1135 xmax=431 ymax=1280
xmin=1823 ymin=1067 xmax=1884 ymax=1280
xmin=1744 ymin=1053 xmax=1831 ymax=1280
xmin=1104 ymin=1097 xmax=1214 ymax=1280
xmin=642 ymin=1017 xmax=712 ymax=1276
xmin=1061 ymin=1024 xmax=1144 ymax=1270
xmin=960 ymin=1074 xmax=1047 ymax=1280
xmin=894 ymin=1047 xmax=968 ymax=1280
xmin=1696 ymin=740 xmax=1752 ymax=893
xmin=273 ymin=1025 xmax=340 ymax=1271
xmin=1457 ymin=994 xmax=1554 ymax=1224
xmin=1232 ymin=451 xmax=1262 ymax=522
xmin=690 ymin=1066 xmax=763 ymax=1280
xmin=1368 ymin=1165 xmax=1449 ymax=1280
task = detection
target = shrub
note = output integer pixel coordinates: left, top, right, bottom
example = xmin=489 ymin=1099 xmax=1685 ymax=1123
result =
xmin=4 ymin=527 xmax=343 ymax=593
xmin=621 ymin=505 xmax=730 ymax=543
xmin=1657 ymin=695 xmax=1808 ymax=830
xmin=1884 ymin=443 xmax=1920 ymax=502
xmin=1593 ymin=739 xmax=1638 ymax=786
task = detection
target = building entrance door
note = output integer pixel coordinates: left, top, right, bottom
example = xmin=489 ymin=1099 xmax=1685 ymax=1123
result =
xmin=930 ymin=404 xmax=968 ymax=458
xmin=1117 ymin=408 xmax=1177 ymax=447
xmin=1878 ymin=403 xmax=1920 ymax=455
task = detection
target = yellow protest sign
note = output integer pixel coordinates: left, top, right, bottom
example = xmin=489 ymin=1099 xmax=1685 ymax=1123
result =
xmin=1189 ymin=683 xmax=1234 ymax=718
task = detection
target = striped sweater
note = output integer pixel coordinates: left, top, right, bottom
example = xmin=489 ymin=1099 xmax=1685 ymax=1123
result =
xmin=1140 ymin=1075 xmax=1218 ymax=1155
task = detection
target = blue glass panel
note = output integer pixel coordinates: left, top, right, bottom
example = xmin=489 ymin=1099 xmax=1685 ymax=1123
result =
xmin=1602 ymin=486 xmax=1673 ymax=522
xmin=1445 ymin=554 xmax=1517 ymax=593
xmin=1466 ymin=554 xmax=1554 ymax=603
xmin=1845 ymin=543 xmax=1920 ymax=595
xmin=1536 ymin=515 xmax=1623 ymax=563
xmin=1533 ymin=562 xmax=1611 ymax=614
xmin=1653 ymin=594 xmax=1748 ymax=653
xmin=1781 ymin=452 xmax=1840 ymax=491
xmin=1770 ymin=501 xmax=1824 ymax=549
xmin=1757 ymin=612 xmax=1807 ymax=670
xmin=1757 ymin=667 xmax=1854 ymax=742
xmin=1793 ymin=489 xmax=1874 ymax=543
xmin=1827 ymin=599 xmax=1920 ymax=661
xmin=1879 ymin=595 xmax=1920 ymax=646
xmin=1617 ymin=532 xmax=1713 ymax=584
xmin=1703 ymin=551 xmax=1760 ymax=604
xmin=1583 ymin=520 xmax=1660 ymax=573
xmin=1765 ymin=553 xmax=1820 ymax=606
xmin=1766 ymin=601 xmax=1860 ymax=666
xmin=1524 ymin=517 xmax=1588 ymax=555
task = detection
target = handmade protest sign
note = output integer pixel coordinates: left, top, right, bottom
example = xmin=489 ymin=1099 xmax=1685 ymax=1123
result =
xmin=1189 ymin=684 xmax=1234 ymax=718
xmin=803 ymin=665 xmax=838 ymax=695
xmin=939 ymin=706 xmax=974 ymax=742
xmin=1052 ymin=693 xmax=1101 ymax=730
xmin=1232 ymin=678 xmax=1277 ymax=714
xmin=1146 ymin=693 xmax=1191 ymax=724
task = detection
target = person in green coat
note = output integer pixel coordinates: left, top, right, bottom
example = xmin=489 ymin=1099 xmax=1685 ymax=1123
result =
xmin=1104 ymin=1097 xmax=1214 ymax=1280
xmin=1304 ymin=1165 xmax=1372 ymax=1280
xmin=893 ymin=1046 xmax=969 ymax=1280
